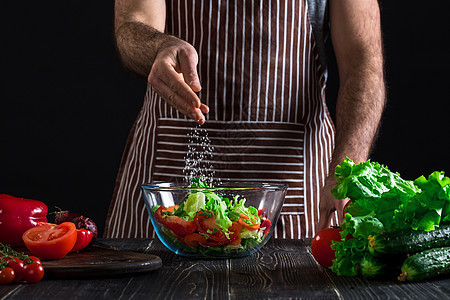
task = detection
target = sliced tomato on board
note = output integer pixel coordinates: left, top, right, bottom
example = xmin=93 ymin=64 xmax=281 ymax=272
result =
xmin=22 ymin=222 xmax=77 ymax=260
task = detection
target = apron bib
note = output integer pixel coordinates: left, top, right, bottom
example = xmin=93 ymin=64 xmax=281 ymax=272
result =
xmin=105 ymin=0 xmax=336 ymax=239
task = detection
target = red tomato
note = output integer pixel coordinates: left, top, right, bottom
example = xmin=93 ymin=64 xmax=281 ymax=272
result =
xmin=0 ymin=267 xmax=15 ymax=285
xmin=27 ymin=256 xmax=42 ymax=265
xmin=7 ymin=258 xmax=24 ymax=282
xmin=22 ymin=262 xmax=44 ymax=283
xmin=311 ymin=228 xmax=343 ymax=268
xmin=22 ymin=222 xmax=77 ymax=260
xmin=70 ymin=229 xmax=93 ymax=252
xmin=155 ymin=206 xmax=196 ymax=237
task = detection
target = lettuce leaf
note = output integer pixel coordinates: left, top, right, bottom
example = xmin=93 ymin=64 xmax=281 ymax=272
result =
xmin=394 ymin=171 xmax=450 ymax=231
xmin=332 ymin=158 xmax=419 ymax=202
xmin=204 ymin=191 xmax=233 ymax=231
xmin=331 ymin=212 xmax=384 ymax=276
xmin=332 ymin=158 xmax=420 ymax=231
xmin=329 ymin=158 xmax=450 ymax=277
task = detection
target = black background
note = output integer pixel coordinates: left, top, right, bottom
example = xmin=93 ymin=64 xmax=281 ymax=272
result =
xmin=2 ymin=1 xmax=449 ymax=237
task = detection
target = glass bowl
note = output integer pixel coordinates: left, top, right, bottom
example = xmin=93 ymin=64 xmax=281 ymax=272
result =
xmin=141 ymin=181 xmax=287 ymax=258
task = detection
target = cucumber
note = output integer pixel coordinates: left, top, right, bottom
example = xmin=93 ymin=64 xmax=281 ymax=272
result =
xmin=359 ymin=254 xmax=389 ymax=278
xmin=368 ymin=223 xmax=450 ymax=256
xmin=398 ymin=247 xmax=450 ymax=282
xmin=359 ymin=253 xmax=405 ymax=278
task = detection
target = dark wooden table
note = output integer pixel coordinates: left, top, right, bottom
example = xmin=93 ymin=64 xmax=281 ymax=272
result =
xmin=1 ymin=238 xmax=449 ymax=299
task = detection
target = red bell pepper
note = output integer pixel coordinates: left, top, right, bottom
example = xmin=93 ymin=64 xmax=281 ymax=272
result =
xmin=70 ymin=229 xmax=93 ymax=252
xmin=0 ymin=194 xmax=48 ymax=247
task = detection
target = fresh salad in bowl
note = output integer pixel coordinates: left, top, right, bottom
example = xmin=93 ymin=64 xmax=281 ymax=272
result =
xmin=145 ymin=178 xmax=283 ymax=257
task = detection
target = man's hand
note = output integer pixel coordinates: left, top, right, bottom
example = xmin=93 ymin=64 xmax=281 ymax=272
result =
xmin=147 ymin=38 xmax=209 ymax=125
xmin=114 ymin=0 xmax=209 ymax=124
xmin=318 ymin=174 xmax=348 ymax=230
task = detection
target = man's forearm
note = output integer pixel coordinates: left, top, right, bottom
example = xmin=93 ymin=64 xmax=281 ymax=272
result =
xmin=331 ymin=60 xmax=386 ymax=169
xmin=114 ymin=22 xmax=169 ymax=79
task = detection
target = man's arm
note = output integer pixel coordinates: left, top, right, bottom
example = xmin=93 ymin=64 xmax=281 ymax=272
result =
xmin=114 ymin=0 xmax=208 ymax=124
xmin=318 ymin=0 xmax=386 ymax=230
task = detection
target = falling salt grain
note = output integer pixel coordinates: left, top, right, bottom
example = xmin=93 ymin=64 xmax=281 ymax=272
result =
xmin=183 ymin=125 xmax=218 ymax=186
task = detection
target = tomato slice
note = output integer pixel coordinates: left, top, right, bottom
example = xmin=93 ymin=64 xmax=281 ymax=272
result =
xmin=260 ymin=219 xmax=272 ymax=236
xmin=164 ymin=216 xmax=196 ymax=236
xmin=227 ymin=221 xmax=242 ymax=245
xmin=183 ymin=233 xmax=207 ymax=248
xmin=22 ymin=222 xmax=77 ymax=260
xmin=238 ymin=214 xmax=260 ymax=231
xmin=154 ymin=206 xmax=196 ymax=237
xmin=194 ymin=211 xmax=229 ymax=243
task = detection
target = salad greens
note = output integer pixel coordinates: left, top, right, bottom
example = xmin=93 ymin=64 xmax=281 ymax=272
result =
xmin=330 ymin=158 xmax=450 ymax=276
xmin=153 ymin=177 xmax=267 ymax=257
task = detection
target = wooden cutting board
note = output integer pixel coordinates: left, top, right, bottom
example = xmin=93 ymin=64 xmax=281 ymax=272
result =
xmin=40 ymin=244 xmax=162 ymax=279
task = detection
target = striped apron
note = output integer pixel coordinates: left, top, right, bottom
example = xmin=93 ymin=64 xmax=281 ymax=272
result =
xmin=105 ymin=0 xmax=337 ymax=239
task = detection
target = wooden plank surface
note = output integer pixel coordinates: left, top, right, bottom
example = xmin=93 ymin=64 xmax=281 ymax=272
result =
xmin=1 ymin=238 xmax=449 ymax=300
xmin=41 ymin=245 xmax=162 ymax=279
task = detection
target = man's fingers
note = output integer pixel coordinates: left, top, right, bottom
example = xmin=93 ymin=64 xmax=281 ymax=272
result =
xmin=178 ymin=47 xmax=202 ymax=93
xmin=150 ymin=76 xmax=205 ymax=124
xmin=149 ymin=60 xmax=200 ymax=108
xmin=318 ymin=210 xmax=332 ymax=232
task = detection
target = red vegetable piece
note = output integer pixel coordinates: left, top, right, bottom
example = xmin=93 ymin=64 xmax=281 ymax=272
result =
xmin=155 ymin=206 xmax=196 ymax=237
xmin=7 ymin=258 xmax=24 ymax=282
xmin=22 ymin=262 xmax=44 ymax=283
xmin=22 ymin=222 xmax=77 ymax=260
xmin=183 ymin=233 xmax=207 ymax=248
xmin=0 ymin=267 xmax=15 ymax=285
xmin=0 ymin=194 xmax=48 ymax=247
xmin=194 ymin=211 xmax=229 ymax=243
xmin=260 ymin=219 xmax=272 ymax=236
xmin=163 ymin=216 xmax=196 ymax=237
xmin=70 ymin=229 xmax=93 ymax=252
xmin=311 ymin=228 xmax=343 ymax=268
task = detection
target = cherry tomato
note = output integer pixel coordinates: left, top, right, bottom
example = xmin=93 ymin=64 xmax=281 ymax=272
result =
xmin=238 ymin=214 xmax=260 ymax=231
xmin=0 ymin=267 xmax=15 ymax=285
xmin=7 ymin=258 xmax=24 ymax=282
xmin=27 ymin=256 xmax=42 ymax=265
xmin=22 ymin=262 xmax=44 ymax=283
xmin=70 ymin=229 xmax=93 ymax=252
xmin=311 ymin=228 xmax=343 ymax=268
xmin=22 ymin=222 xmax=77 ymax=260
